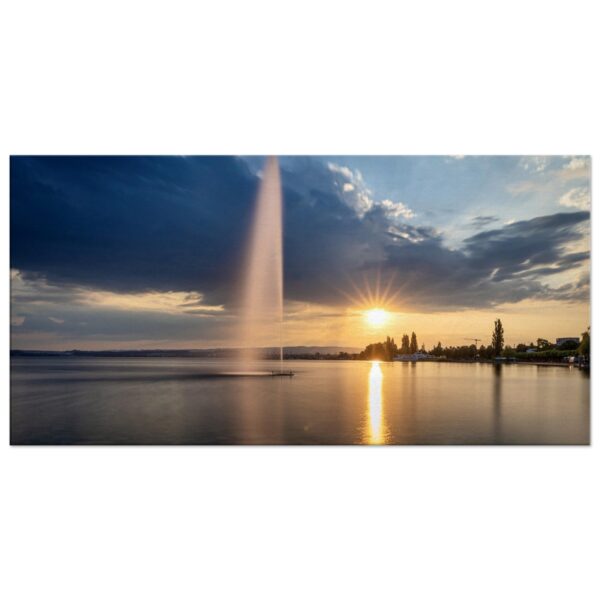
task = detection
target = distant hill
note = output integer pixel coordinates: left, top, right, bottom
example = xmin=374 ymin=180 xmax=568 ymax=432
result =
xmin=11 ymin=346 xmax=360 ymax=358
xmin=282 ymin=346 xmax=360 ymax=355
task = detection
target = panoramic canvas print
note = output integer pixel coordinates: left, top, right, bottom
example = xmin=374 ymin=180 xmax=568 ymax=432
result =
xmin=10 ymin=156 xmax=590 ymax=445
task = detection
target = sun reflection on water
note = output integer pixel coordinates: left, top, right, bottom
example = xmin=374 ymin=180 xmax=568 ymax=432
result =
xmin=365 ymin=360 xmax=387 ymax=444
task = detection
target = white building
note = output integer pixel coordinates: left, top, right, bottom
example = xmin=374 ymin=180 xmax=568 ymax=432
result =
xmin=394 ymin=352 xmax=430 ymax=362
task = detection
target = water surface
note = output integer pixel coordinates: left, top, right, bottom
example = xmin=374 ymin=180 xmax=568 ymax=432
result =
xmin=11 ymin=357 xmax=590 ymax=444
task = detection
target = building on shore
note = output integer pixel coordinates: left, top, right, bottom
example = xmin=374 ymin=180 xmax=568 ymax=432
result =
xmin=556 ymin=337 xmax=579 ymax=346
xmin=394 ymin=352 xmax=431 ymax=362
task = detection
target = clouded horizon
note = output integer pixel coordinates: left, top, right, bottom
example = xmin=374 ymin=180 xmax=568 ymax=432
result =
xmin=10 ymin=155 xmax=591 ymax=350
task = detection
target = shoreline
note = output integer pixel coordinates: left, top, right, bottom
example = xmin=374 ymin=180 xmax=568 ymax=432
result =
xmin=10 ymin=353 xmax=588 ymax=369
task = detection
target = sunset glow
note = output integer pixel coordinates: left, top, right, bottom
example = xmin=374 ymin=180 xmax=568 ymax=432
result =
xmin=10 ymin=156 xmax=590 ymax=351
xmin=365 ymin=308 xmax=388 ymax=327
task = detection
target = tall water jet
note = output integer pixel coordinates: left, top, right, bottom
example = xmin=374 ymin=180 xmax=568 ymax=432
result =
xmin=239 ymin=156 xmax=284 ymax=371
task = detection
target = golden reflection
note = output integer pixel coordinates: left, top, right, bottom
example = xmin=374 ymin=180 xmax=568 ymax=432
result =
xmin=365 ymin=360 xmax=388 ymax=444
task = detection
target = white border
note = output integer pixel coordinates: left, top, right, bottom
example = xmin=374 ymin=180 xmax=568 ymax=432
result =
xmin=2 ymin=2 xmax=598 ymax=599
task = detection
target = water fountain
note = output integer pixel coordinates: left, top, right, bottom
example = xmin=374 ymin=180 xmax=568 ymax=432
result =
xmin=239 ymin=157 xmax=292 ymax=376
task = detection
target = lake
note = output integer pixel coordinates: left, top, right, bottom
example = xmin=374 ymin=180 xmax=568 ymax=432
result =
xmin=10 ymin=357 xmax=590 ymax=445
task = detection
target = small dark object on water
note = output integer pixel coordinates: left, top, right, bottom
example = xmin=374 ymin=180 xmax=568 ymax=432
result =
xmin=271 ymin=370 xmax=295 ymax=377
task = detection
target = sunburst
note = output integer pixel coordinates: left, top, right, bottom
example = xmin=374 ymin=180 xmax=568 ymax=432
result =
xmin=333 ymin=270 xmax=402 ymax=322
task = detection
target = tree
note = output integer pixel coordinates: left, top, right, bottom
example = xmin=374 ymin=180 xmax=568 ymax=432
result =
xmin=478 ymin=344 xmax=494 ymax=359
xmin=429 ymin=342 xmax=444 ymax=356
xmin=502 ymin=345 xmax=516 ymax=358
xmin=400 ymin=334 xmax=410 ymax=354
xmin=410 ymin=332 xmax=418 ymax=354
xmin=578 ymin=327 xmax=590 ymax=357
xmin=537 ymin=338 xmax=551 ymax=350
xmin=384 ymin=336 xmax=398 ymax=360
xmin=491 ymin=319 xmax=504 ymax=356
xmin=359 ymin=336 xmax=398 ymax=361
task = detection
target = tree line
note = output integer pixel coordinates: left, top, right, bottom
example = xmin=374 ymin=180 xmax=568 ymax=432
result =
xmin=358 ymin=332 xmax=425 ymax=361
xmin=356 ymin=320 xmax=590 ymax=362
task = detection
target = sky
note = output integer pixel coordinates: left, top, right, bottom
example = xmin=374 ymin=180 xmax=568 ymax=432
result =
xmin=10 ymin=155 xmax=591 ymax=350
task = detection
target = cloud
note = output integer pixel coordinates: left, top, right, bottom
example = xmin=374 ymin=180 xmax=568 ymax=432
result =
xmin=327 ymin=162 xmax=415 ymax=219
xmin=379 ymin=199 xmax=415 ymax=220
xmin=11 ymin=157 xmax=258 ymax=304
xmin=327 ymin=162 xmax=373 ymax=216
xmin=10 ymin=269 xmax=236 ymax=347
xmin=471 ymin=215 xmax=499 ymax=227
xmin=519 ymin=156 xmax=550 ymax=173
xmin=11 ymin=157 xmax=590 ymax=330
xmin=563 ymin=156 xmax=590 ymax=171
xmin=508 ymin=156 xmax=590 ymax=198
xmin=327 ymin=163 xmax=355 ymax=180
xmin=559 ymin=186 xmax=590 ymax=210
xmin=372 ymin=211 xmax=589 ymax=309
xmin=11 ymin=269 xmax=223 ymax=317
xmin=557 ymin=156 xmax=591 ymax=182
xmin=462 ymin=212 xmax=589 ymax=284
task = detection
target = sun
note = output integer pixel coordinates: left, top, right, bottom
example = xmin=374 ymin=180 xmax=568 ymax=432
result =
xmin=365 ymin=308 xmax=388 ymax=327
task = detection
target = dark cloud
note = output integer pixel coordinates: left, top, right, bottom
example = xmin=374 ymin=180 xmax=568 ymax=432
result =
xmin=369 ymin=211 xmax=590 ymax=309
xmin=11 ymin=156 xmax=258 ymax=303
xmin=463 ymin=212 xmax=589 ymax=282
xmin=471 ymin=215 xmax=499 ymax=227
xmin=11 ymin=157 xmax=590 ymax=319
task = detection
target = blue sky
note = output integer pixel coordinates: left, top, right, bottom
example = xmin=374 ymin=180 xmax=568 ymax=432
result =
xmin=10 ymin=155 xmax=590 ymax=349
xmin=319 ymin=155 xmax=590 ymax=245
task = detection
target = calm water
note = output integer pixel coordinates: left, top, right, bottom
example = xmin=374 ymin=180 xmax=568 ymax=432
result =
xmin=11 ymin=357 xmax=590 ymax=445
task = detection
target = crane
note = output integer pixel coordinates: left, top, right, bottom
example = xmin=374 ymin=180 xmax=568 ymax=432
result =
xmin=464 ymin=338 xmax=481 ymax=346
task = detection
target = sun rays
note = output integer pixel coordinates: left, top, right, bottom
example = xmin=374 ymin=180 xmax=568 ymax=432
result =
xmin=333 ymin=270 xmax=403 ymax=326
